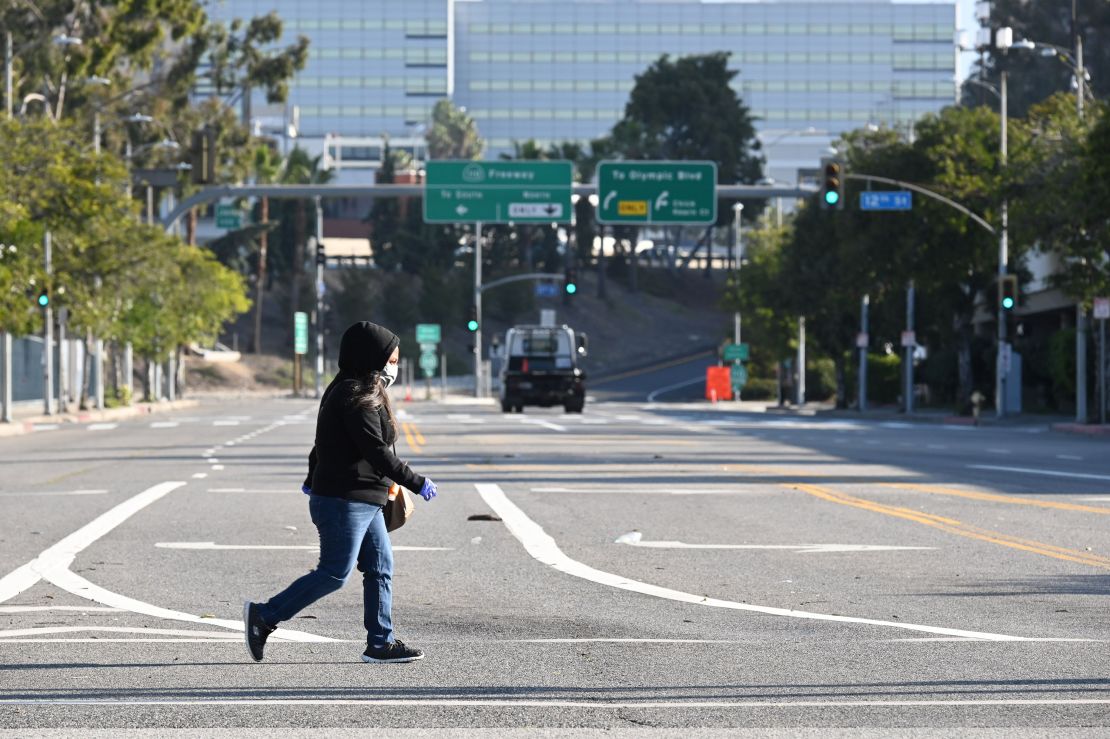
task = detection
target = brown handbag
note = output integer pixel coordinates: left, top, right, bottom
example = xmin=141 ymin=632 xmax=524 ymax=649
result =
xmin=383 ymin=483 xmax=414 ymax=532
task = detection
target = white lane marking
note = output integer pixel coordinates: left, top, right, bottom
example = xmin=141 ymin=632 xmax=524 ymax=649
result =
xmin=530 ymin=487 xmax=745 ymax=495
xmin=87 ymin=423 xmax=118 ymax=431
xmin=511 ymin=638 xmax=738 ymax=644
xmin=46 ymin=567 xmax=332 ymax=643
xmin=213 ymin=420 xmax=240 ymax=426
xmin=646 ymin=376 xmax=704 ymax=403
xmin=205 ymin=457 xmax=219 ymax=463
xmin=150 ymin=421 xmax=179 ymax=429
xmin=154 ymin=542 xmax=452 ymax=552
xmin=210 ymin=465 xmax=224 ymax=471
xmin=476 ymin=483 xmax=1030 ymax=641
xmin=191 ymin=473 xmax=207 ymax=479
xmin=446 ymin=414 xmax=472 ymax=420
xmin=0 ymin=481 xmax=185 ymax=605
xmin=0 ymin=489 xmax=107 ymax=497
xmin=0 ymin=479 xmax=332 ymax=644
xmin=31 ymin=424 xmax=59 ymax=431
xmin=616 ymin=415 xmax=642 ymax=422
xmin=0 ymin=606 xmax=122 ymax=614
xmin=1057 ymin=454 xmax=1084 ymax=461
xmin=521 ymin=418 xmax=566 ymax=433
xmin=885 ymin=637 xmax=1100 ymax=643
xmin=621 ymin=541 xmax=935 ymax=554
xmin=4 ymin=698 xmax=1109 ymax=709
xmin=969 ymin=464 xmax=1110 ymax=482
xmin=0 ymin=626 xmax=240 ymax=639
xmin=0 ymin=639 xmax=272 ymax=644
xmin=1077 ymin=497 xmax=1110 ymax=502
xmin=880 ymin=422 xmax=914 ymax=429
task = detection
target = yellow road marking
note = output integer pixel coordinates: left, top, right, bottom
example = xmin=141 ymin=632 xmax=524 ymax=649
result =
xmin=882 ymin=482 xmax=1110 ymax=516
xmin=787 ymin=483 xmax=1110 ymax=571
xmin=591 ymin=350 xmax=716 ymax=387
xmin=401 ymin=422 xmax=423 ymax=454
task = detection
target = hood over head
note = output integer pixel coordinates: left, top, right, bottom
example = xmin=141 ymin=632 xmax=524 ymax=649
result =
xmin=338 ymin=321 xmax=399 ymax=374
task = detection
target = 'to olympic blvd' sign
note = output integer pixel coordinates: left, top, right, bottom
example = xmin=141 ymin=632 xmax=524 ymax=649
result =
xmin=424 ymin=161 xmax=573 ymax=224
xmin=597 ymin=161 xmax=717 ymax=225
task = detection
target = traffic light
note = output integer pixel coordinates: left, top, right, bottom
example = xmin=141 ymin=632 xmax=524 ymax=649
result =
xmin=190 ymin=127 xmax=217 ymax=185
xmin=564 ymin=267 xmax=578 ymax=295
xmin=467 ymin=305 xmax=479 ymax=332
xmin=999 ymin=274 xmax=1018 ymax=312
xmin=37 ymin=291 xmax=49 ymax=307
xmin=820 ymin=158 xmax=844 ymax=210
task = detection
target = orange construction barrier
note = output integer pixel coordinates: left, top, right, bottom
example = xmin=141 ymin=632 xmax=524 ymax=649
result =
xmin=705 ymin=366 xmax=733 ymax=402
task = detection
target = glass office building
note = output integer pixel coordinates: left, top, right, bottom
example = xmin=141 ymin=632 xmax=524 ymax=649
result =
xmin=206 ymin=0 xmax=956 ymax=185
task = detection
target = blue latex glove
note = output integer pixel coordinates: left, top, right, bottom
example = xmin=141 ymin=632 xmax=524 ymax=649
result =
xmin=301 ymin=484 xmax=312 ymax=496
xmin=419 ymin=478 xmax=438 ymax=502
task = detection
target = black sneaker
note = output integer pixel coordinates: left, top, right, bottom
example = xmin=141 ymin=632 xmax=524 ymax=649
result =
xmin=361 ymin=639 xmax=424 ymax=664
xmin=243 ymin=601 xmax=275 ymax=662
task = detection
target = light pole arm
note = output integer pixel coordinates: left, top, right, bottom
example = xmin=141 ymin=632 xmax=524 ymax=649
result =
xmin=480 ymin=272 xmax=565 ymax=293
xmin=844 ymin=173 xmax=996 ymax=236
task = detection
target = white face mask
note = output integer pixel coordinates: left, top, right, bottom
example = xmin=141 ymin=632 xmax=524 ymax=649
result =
xmin=381 ymin=363 xmax=399 ymax=388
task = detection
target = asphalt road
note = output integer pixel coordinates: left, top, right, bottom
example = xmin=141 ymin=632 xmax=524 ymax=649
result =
xmin=1 ymin=395 xmax=1108 ymax=735
xmin=591 ymin=350 xmax=718 ymax=403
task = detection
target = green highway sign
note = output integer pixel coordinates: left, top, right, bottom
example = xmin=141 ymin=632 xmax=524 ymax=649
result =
xmin=415 ymin=323 xmax=441 ymax=344
xmin=424 ymin=161 xmax=573 ymax=224
xmin=730 ymin=362 xmax=748 ymax=389
xmin=723 ymin=343 xmax=750 ymax=362
xmin=215 ymin=203 xmax=241 ymax=230
xmin=293 ymin=312 xmax=309 ymax=355
xmin=419 ymin=351 xmax=439 ymax=377
xmin=597 ymin=161 xmax=717 ymax=225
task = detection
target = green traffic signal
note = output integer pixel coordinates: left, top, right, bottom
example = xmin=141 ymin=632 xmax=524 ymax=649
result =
xmin=1002 ymin=296 xmax=1014 ymax=310
xmin=467 ymin=320 xmax=479 ymax=332
xmin=565 ymin=283 xmax=577 ymax=295
xmin=824 ymin=190 xmax=840 ymax=206
xmin=37 ymin=293 xmax=49 ymax=307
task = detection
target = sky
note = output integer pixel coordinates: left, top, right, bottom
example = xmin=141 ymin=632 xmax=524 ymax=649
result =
xmin=955 ymin=0 xmax=977 ymax=82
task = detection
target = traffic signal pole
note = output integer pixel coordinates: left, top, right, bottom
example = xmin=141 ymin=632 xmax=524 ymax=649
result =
xmin=474 ymin=221 xmax=483 ymax=399
xmin=996 ymin=68 xmax=1010 ymax=418
xmin=314 ymin=197 xmax=324 ymax=399
xmin=43 ymin=230 xmax=54 ymax=416
xmin=904 ymin=280 xmax=915 ymax=415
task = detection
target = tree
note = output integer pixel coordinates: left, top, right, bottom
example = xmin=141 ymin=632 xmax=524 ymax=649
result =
xmin=963 ymin=1 xmax=1107 ymax=118
xmin=606 ymin=53 xmax=763 ymax=186
xmin=425 ymin=99 xmax=483 ymax=160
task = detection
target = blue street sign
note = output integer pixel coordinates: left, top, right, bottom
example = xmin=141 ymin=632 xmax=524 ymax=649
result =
xmin=535 ymin=283 xmax=559 ymax=298
xmin=860 ymin=191 xmax=913 ymax=211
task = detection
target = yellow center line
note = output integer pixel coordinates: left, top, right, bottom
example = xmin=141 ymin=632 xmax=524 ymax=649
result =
xmin=880 ymin=482 xmax=1110 ymax=516
xmin=786 ymin=483 xmax=1110 ymax=571
xmin=401 ymin=422 xmax=423 ymax=454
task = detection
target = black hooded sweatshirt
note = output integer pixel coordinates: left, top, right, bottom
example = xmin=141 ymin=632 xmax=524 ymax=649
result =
xmin=303 ymin=321 xmax=426 ymax=506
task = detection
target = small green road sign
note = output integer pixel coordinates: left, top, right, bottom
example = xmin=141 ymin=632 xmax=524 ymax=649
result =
xmin=415 ymin=323 xmax=442 ymax=344
xmin=730 ymin=362 xmax=749 ymax=389
xmin=424 ymin=161 xmax=573 ymax=224
xmin=723 ymin=343 xmax=750 ymax=362
xmin=597 ymin=161 xmax=717 ymax=225
xmin=215 ymin=203 xmax=241 ymax=230
xmin=293 ymin=312 xmax=309 ymax=355
xmin=419 ymin=351 xmax=439 ymax=377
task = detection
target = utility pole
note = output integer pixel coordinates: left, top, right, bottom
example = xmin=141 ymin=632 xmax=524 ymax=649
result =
xmin=43 ymin=231 xmax=54 ymax=415
xmin=996 ymin=64 xmax=1010 ymax=418
xmin=1077 ymin=306 xmax=1087 ymax=423
xmin=904 ymin=280 xmax=915 ymax=414
xmin=859 ymin=295 xmax=869 ymax=412
xmin=796 ymin=317 xmax=806 ymax=406
xmin=474 ymin=221 xmax=483 ymax=398
xmin=314 ymin=197 xmax=325 ymax=398
xmin=732 ymin=203 xmax=744 ymax=345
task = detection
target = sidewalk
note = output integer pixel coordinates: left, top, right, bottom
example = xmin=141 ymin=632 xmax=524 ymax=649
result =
xmin=0 ymin=398 xmax=200 ymax=438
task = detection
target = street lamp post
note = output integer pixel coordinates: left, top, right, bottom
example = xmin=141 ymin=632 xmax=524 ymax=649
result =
xmin=732 ymin=203 xmax=744 ymax=346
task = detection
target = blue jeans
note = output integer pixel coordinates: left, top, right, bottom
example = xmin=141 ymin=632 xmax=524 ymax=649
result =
xmin=258 ymin=494 xmax=394 ymax=647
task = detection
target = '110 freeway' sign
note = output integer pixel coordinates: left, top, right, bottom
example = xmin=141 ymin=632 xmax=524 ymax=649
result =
xmin=424 ymin=161 xmax=573 ymax=224
xmin=597 ymin=161 xmax=717 ymax=225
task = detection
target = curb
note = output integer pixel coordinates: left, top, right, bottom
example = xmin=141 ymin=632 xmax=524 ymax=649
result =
xmin=1051 ymin=423 xmax=1110 ymax=437
xmin=0 ymin=399 xmax=200 ymax=439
